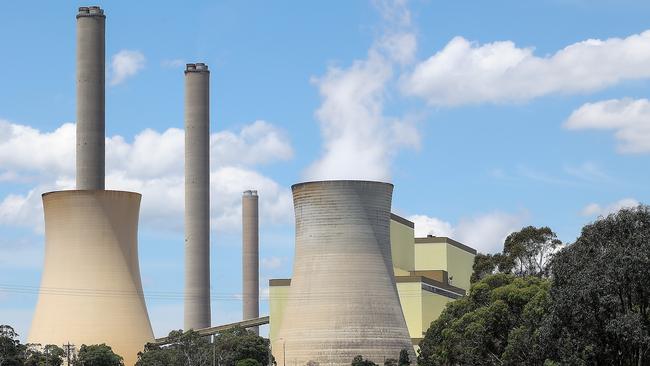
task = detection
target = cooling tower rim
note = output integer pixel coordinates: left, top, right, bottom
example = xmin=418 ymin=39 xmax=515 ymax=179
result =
xmin=291 ymin=179 xmax=393 ymax=190
xmin=42 ymin=190 xmax=141 ymax=198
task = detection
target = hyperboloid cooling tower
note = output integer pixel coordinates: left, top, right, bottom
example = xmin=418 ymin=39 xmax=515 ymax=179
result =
xmin=275 ymin=180 xmax=415 ymax=365
xmin=242 ymin=190 xmax=259 ymax=335
xmin=29 ymin=191 xmax=154 ymax=365
xmin=184 ymin=62 xmax=211 ymax=330
xmin=28 ymin=7 xmax=153 ymax=366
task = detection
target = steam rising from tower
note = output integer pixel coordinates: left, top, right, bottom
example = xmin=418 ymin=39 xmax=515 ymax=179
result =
xmin=184 ymin=62 xmax=211 ymax=330
xmin=76 ymin=5 xmax=105 ymax=190
xmin=242 ymin=190 xmax=260 ymax=334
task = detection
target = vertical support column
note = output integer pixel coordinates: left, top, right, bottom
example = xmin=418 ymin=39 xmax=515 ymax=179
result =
xmin=242 ymin=190 xmax=260 ymax=334
xmin=76 ymin=6 xmax=105 ymax=190
xmin=184 ymin=63 xmax=211 ymax=330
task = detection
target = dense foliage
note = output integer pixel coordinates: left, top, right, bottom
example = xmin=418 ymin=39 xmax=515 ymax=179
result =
xmin=0 ymin=325 xmax=66 ymax=366
xmin=542 ymin=206 xmax=650 ymax=365
xmin=420 ymin=206 xmax=650 ymax=366
xmin=471 ymin=226 xmax=560 ymax=283
xmin=418 ymin=274 xmax=551 ymax=365
xmin=73 ymin=344 xmax=123 ymax=366
xmin=136 ymin=327 xmax=271 ymax=366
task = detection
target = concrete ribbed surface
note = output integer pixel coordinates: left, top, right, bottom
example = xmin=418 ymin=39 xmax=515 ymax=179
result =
xmin=275 ymin=180 xmax=414 ymax=365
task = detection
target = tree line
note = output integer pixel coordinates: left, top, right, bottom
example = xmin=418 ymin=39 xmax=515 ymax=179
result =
xmin=0 ymin=326 xmax=271 ymax=366
xmin=418 ymin=205 xmax=650 ymax=366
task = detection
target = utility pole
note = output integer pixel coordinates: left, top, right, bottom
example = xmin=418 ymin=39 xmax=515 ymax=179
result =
xmin=212 ymin=334 xmax=216 ymax=366
xmin=63 ymin=343 xmax=75 ymax=366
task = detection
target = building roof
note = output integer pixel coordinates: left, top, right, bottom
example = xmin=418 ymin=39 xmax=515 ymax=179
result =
xmin=414 ymin=236 xmax=477 ymax=255
xmin=390 ymin=213 xmax=414 ymax=228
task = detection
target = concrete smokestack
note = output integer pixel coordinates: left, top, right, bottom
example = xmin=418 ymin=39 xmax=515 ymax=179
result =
xmin=76 ymin=6 xmax=105 ymax=190
xmin=242 ymin=190 xmax=259 ymax=334
xmin=184 ymin=63 xmax=211 ymax=330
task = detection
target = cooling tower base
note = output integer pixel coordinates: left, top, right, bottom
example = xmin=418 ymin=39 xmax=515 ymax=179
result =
xmin=28 ymin=190 xmax=153 ymax=366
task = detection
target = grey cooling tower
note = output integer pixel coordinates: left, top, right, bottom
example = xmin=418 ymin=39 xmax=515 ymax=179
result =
xmin=184 ymin=63 xmax=211 ymax=330
xmin=242 ymin=190 xmax=259 ymax=335
xmin=275 ymin=180 xmax=415 ymax=365
xmin=76 ymin=5 xmax=105 ymax=190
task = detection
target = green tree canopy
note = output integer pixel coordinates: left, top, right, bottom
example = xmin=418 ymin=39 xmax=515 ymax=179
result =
xmin=351 ymin=355 xmax=378 ymax=366
xmin=418 ymin=274 xmax=551 ymax=366
xmin=0 ymin=325 xmax=25 ymax=366
xmin=471 ymin=226 xmax=561 ymax=283
xmin=74 ymin=344 xmax=123 ymax=366
xmin=136 ymin=327 xmax=270 ymax=366
xmin=24 ymin=344 xmax=65 ymax=366
xmin=542 ymin=205 xmax=650 ymax=365
xmin=212 ymin=327 xmax=270 ymax=366
xmin=235 ymin=359 xmax=261 ymax=366
xmin=398 ymin=349 xmax=410 ymax=366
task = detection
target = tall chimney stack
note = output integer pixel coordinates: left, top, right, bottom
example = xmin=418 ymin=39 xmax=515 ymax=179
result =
xmin=242 ymin=190 xmax=259 ymax=334
xmin=184 ymin=63 xmax=211 ymax=330
xmin=76 ymin=6 xmax=105 ymax=190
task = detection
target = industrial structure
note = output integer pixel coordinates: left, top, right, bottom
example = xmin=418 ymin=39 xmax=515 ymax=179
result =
xmin=273 ymin=181 xmax=415 ymax=365
xmin=184 ymin=62 xmax=212 ymax=331
xmin=28 ymin=6 xmax=153 ymax=366
xmin=24 ymin=6 xmax=477 ymax=366
xmin=270 ymin=213 xmax=476 ymax=354
xmin=242 ymin=190 xmax=260 ymax=335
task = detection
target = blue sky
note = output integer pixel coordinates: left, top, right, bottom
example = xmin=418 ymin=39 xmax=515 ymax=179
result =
xmin=1 ymin=0 xmax=650 ymax=340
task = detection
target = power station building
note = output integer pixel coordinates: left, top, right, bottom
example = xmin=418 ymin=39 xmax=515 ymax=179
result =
xmin=269 ymin=211 xmax=476 ymax=354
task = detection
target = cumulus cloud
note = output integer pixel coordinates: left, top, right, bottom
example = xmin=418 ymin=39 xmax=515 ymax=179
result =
xmin=0 ymin=120 xmax=75 ymax=177
xmin=110 ymin=50 xmax=146 ymax=86
xmin=402 ymin=30 xmax=650 ymax=106
xmin=581 ymin=198 xmax=639 ymax=217
xmin=564 ymin=98 xmax=650 ymax=153
xmin=305 ymin=0 xmax=419 ymax=181
xmin=409 ymin=211 xmax=527 ymax=254
xmin=0 ymin=120 xmax=294 ymax=233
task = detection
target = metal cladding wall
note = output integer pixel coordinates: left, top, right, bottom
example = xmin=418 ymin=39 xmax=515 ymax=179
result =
xmin=184 ymin=63 xmax=211 ymax=330
xmin=242 ymin=190 xmax=259 ymax=335
xmin=29 ymin=190 xmax=154 ymax=366
xmin=275 ymin=180 xmax=415 ymax=365
xmin=76 ymin=6 xmax=105 ymax=190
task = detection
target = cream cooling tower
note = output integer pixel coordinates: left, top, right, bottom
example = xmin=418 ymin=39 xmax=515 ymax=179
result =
xmin=28 ymin=6 xmax=153 ymax=366
xmin=28 ymin=191 xmax=154 ymax=366
xmin=275 ymin=180 xmax=415 ymax=365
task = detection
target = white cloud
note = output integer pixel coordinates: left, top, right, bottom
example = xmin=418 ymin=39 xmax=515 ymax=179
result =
xmin=305 ymin=0 xmax=419 ymax=181
xmin=409 ymin=211 xmax=526 ymax=254
xmin=402 ymin=30 xmax=650 ymax=106
xmin=564 ymin=98 xmax=650 ymax=153
xmin=110 ymin=50 xmax=146 ymax=86
xmin=0 ymin=120 xmax=294 ymax=233
xmin=212 ymin=120 xmax=294 ymax=167
xmin=0 ymin=120 xmax=75 ymax=177
xmin=261 ymin=256 xmax=284 ymax=270
xmin=408 ymin=214 xmax=454 ymax=237
xmin=581 ymin=198 xmax=639 ymax=217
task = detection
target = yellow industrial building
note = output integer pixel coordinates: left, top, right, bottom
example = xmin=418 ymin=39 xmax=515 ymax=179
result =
xmin=269 ymin=213 xmax=476 ymax=348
